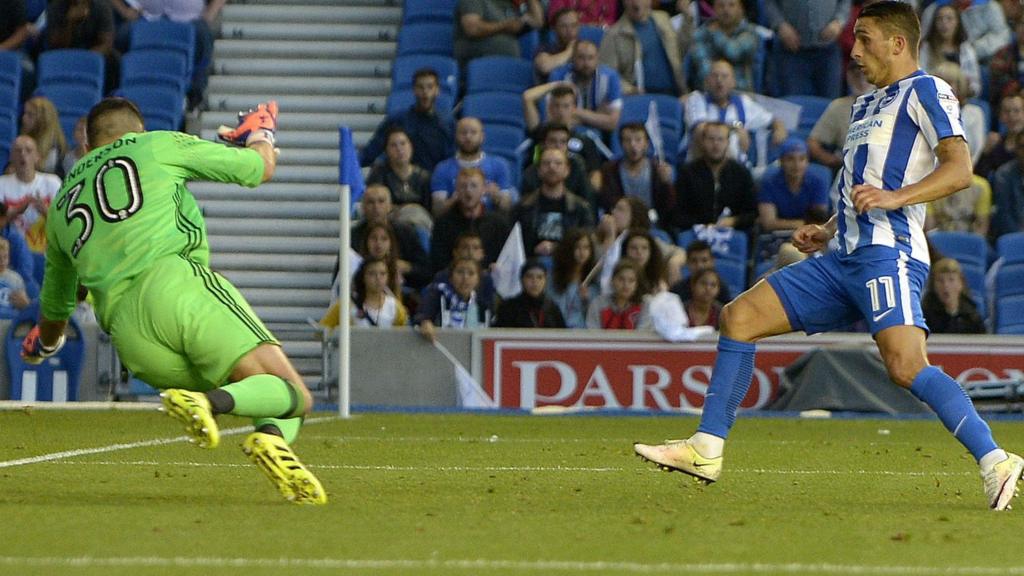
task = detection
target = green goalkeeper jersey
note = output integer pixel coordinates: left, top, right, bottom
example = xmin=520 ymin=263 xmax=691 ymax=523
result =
xmin=40 ymin=131 xmax=265 ymax=329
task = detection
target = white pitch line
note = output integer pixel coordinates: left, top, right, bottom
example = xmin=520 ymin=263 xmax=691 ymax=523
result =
xmin=0 ymin=556 xmax=1021 ymax=575
xmin=0 ymin=417 xmax=336 ymax=469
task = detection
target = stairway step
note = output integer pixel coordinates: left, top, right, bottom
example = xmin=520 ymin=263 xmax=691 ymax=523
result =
xmin=254 ymin=305 xmax=330 ymax=323
xmin=211 ymin=252 xmax=336 ymax=272
xmin=209 ymin=75 xmax=389 ymax=96
xmin=222 ymin=269 xmax=333 ymax=289
xmin=200 ymin=199 xmax=340 ymax=218
xmin=200 ymin=128 xmax=370 ymax=148
xmin=280 ymin=339 xmax=324 ymax=359
xmin=214 ymin=58 xmax=390 ymax=78
xmin=190 ymin=182 xmax=340 ymax=202
xmin=209 ymin=234 xmax=340 ymax=254
xmin=203 ymin=111 xmax=381 ymax=133
xmin=223 ymin=4 xmax=402 ymax=22
xmin=214 ymin=39 xmax=396 ymax=60
xmin=238 ymin=287 xmax=331 ymax=306
xmin=220 ymin=22 xmax=398 ymax=42
xmin=207 ymin=218 xmax=339 ymax=237
xmin=208 ymin=94 xmax=388 ymax=115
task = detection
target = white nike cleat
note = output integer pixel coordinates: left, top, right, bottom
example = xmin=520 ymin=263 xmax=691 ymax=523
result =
xmin=634 ymin=438 xmax=722 ymax=484
xmin=982 ymin=452 xmax=1024 ymax=511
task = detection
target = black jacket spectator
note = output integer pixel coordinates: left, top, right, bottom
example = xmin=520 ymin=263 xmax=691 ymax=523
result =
xmin=366 ymin=162 xmax=433 ymax=211
xmin=360 ymin=107 xmax=455 ymax=172
xmin=922 ymin=293 xmax=986 ymax=334
xmin=674 ymin=157 xmax=757 ymax=232
xmin=513 ymin=190 xmax=594 ymax=255
xmin=493 ymin=292 xmax=566 ymax=328
xmin=430 ymin=207 xmax=510 ymax=273
xmin=599 ymin=158 xmax=678 ymax=230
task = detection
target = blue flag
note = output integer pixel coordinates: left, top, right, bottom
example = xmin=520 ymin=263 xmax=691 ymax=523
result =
xmin=338 ymin=125 xmax=365 ymax=208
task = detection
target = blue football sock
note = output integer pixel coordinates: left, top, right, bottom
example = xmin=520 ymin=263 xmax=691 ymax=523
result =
xmin=697 ymin=336 xmax=756 ymax=439
xmin=910 ymin=366 xmax=998 ymax=462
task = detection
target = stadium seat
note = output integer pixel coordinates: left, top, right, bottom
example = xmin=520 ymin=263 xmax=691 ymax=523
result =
xmin=0 ymin=114 xmax=15 ymax=145
xmin=130 ymin=20 xmax=196 ymax=77
xmin=0 ymin=51 xmax=20 ymax=97
xmin=996 ymin=232 xmax=1024 ymax=264
xmin=25 ymin=0 xmax=46 ymax=21
xmin=34 ymin=85 xmax=102 ymax=147
xmin=0 ymin=141 xmax=8 ymax=171
xmin=928 ymin=231 xmax=988 ymax=268
xmin=385 ymin=90 xmax=454 ymax=117
xmin=391 ymin=55 xmax=458 ymax=98
xmin=519 ymin=29 xmax=540 ymax=60
xmin=485 ymin=148 xmax=522 ymax=192
xmin=403 ymin=0 xmax=457 ymax=24
xmin=120 ymin=49 xmax=189 ymax=95
xmin=466 ymin=56 xmax=535 ymax=95
xmin=481 ymin=123 xmax=525 ymax=154
xmin=960 ymin=261 xmax=987 ymax=318
xmin=716 ymin=259 xmax=747 ymax=296
xmin=782 ymin=95 xmax=831 ymax=131
xmin=677 ymin=227 xmax=748 ymax=265
xmin=37 ymin=49 xmax=105 ymax=94
xmin=994 ymin=262 xmax=1024 ymax=300
xmin=621 ymin=94 xmax=683 ymax=133
xmin=396 ymin=23 xmax=454 ymax=57
xmin=650 ymin=227 xmax=673 ymax=245
xmin=120 ymin=87 xmax=184 ymax=131
xmin=578 ymin=25 xmax=604 ymax=46
xmin=6 ymin=304 xmax=85 ymax=402
xmin=995 ymin=294 xmax=1024 ymax=333
xmin=462 ymin=92 xmax=525 ymax=130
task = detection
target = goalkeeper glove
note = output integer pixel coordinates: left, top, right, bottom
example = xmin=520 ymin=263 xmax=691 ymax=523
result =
xmin=217 ymin=100 xmax=278 ymax=147
xmin=21 ymin=326 xmax=65 ymax=365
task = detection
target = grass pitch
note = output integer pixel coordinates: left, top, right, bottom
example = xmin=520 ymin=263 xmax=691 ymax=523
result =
xmin=1 ymin=408 xmax=1023 ymax=576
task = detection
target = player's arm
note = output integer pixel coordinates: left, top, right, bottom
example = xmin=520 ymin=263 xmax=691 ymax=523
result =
xmin=248 ymin=140 xmax=277 ymax=183
xmin=851 ymin=136 xmax=972 ymax=213
xmin=216 ymin=101 xmax=279 ymax=184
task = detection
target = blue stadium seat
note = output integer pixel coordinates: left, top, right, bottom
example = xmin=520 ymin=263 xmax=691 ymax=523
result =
xmin=385 ymin=90 xmax=454 ymax=117
xmin=716 ymin=259 xmax=747 ymax=296
xmin=121 ymin=49 xmax=189 ymax=95
xmin=34 ymin=85 xmax=102 ymax=147
xmin=403 ymin=0 xmax=456 ymax=24
xmin=782 ymin=95 xmax=831 ymax=131
xmin=130 ymin=20 xmax=196 ymax=77
xmin=578 ymin=25 xmax=604 ymax=46
xmin=960 ymin=261 xmax=987 ymax=319
xmin=6 ymin=304 xmax=85 ymax=402
xmin=0 ymin=141 xmax=8 ymax=171
xmin=462 ymin=92 xmax=525 ymax=130
xmin=481 ymin=123 xmax=525 ymax=153
xmin=621 ymin=94 xmax=683 ymax=133
xmin=519 ymin=29 xmax=540 ymax=60
xmin=485 ymin=148 xmax=522 ymax=192
xmin=996 ymin=294 xmax=1024 ymax=333
xmin=391 ymin=55 xmax=459 ymax=98
xmin=0 ymin=114 xmax=15 ymax=145
xmin=31 ymin=252 xmax=44 ymax=288
xmin=26 ymin=0 xmax=46 ymax=21
xmin=650 ymin=227 xmax=673 ymax=245
xmin=996 ymin=232 xmax=1024 ymax=264
xmin=0 ymin=51 xmax=20 ymax=99
xmin=120 ymin=87 xmax=183 ymax=131
xmin=677 ymin=227 xmax=748 ymax=265
xmin=38 ymin=49 xmax=105 ymax=94
xmin=467 ymin=55 xmax=535 ymax=94
xmin=928 ymin=231 xmax=988 ymax=268
xmin=397 ymin=23 xmax=454 ymax=57
xmin=995 ymin=262 xmax=1024 ymax=300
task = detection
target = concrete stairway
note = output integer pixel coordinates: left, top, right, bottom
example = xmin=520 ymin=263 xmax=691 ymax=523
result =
xmin=194 ymin=0 xmax=402 ymax=391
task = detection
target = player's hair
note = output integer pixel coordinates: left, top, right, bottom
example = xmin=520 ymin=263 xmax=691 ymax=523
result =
xmin=859 ymin=0 xmax=920 ymax=57
xmin=618 ymin=122 xmax=649 ymax=141
xmin=549 ymin=84 xmax=577 ymax=102
xmin=552 ymin=227 xmax=596 ymax=293
xmin=412 ymin=68 xmax=439 ymax=85
xmin=86 ymin=98 xmax=144 ymax=150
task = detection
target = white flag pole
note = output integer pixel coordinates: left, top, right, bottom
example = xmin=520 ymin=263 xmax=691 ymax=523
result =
xmin=338 ymin=183 xmax=351 ymax=419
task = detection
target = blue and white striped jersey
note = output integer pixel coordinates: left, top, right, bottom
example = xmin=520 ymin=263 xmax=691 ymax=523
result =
xmin=835 ymin=70 xmax=965 ymax=264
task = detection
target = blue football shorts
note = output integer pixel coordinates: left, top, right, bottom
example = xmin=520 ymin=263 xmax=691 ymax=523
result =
xmin=765 ymin=245 xmax=929 ymax=336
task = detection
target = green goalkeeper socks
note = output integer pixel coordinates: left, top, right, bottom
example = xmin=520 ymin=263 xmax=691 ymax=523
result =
xmin=254 ymin=417 xmax=303 ymax=444
xmin=217 ymin=374 xmax=303 ymax=419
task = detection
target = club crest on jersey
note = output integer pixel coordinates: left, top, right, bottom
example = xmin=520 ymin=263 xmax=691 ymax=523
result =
xmin=878 ymin=91 xmax=899 ymax=108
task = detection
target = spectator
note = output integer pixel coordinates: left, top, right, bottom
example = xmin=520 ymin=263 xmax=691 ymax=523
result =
xmin=669 ymin=238 xmax=733 ymax=303
xmin=987 ymin=17 xmax=1024 ymax=105
xmin=366 ymin=127 xmax=433 ymax=231
xmin=61 ymin=117 xmax=89 ymax=176
xmin=523 ymin=83 xmax=611 ymax=179
xmin=0 ymin=237 xmax=29 ymax=315
xmin=976 ymin=92 xmax=1024 ymax=178
xmin=757 ymin=138 xmax=830 ymax=232
xmin=920 ymin=3 xmax=982 ymax=99
xmin=988 ymin=138 xmax=1024 ymax=240
xmin=596 ymin=195 xmax=687 ymax=286
xmin=683 ymin=267 xmax=722 ymax=329
xmin=493 ymin=260 xmax=567 ymax=328
xmin=931 ymin=61 xmax=986 ymax=164
xmin=320 ymin=257 xmax=408 ymax=330
xmin=922 ymin=257 xmax=986 ymax=334
xmin=689 ymin=0 xmax=760 ymax=92
xmin=763 ymin=0 xmax=849 ymax=99
xmin=454 ymin=0 xmax=543 ymax=69
xmin=683 ymin=59 xmax=786 ymax=166
xmin=514 ymin=147 xmax=595 ymax=256
xmin=547 ymin=41 xmax=625 ymax=134
xmin=808 ymin=63 xmax=872 ymax=171
xmin=46 ymin=0 xmax=119 ymax=94
xmin=599 ymin=0 xmax=687 ymax=96
xmin=360 ymin=68 xmax=454 ymax=172
xmin=431 ymin=117 xmax=515 ymax=216
xmin=925 ymin=173 xmax=991 ymax=237
xmin=534 ymin=7 xmax=580 ymax=80
xmin=521 ymin=123 xmax=597 ymax=212
xmin=352 ymin=185 xmax=431 ymax=290
xmin=670 ymin=0 xmax=697 ymax=58
xmin=920 ymin=0 xmax=1011 ymax=65
xmin=0 ymin=135 xmax=60 ymax=253
xmin=359 ymin=221 xmax=405 ymax=297
xmin=415 ymin=257 xmax=491 ymax=341
xmin=19 ymin=96 xmax=67 ymax=178
xmin=546 ymin=0 xmax=619 ymax=27
xmin=622 ymin=228 xmax=668 ymax=294
xmin=674 ymin=121 xmax=758 ymax=233
xmin=1 ymin=0 xmax=30 ymax=58
xmin=0 ymin=204 xmax=36 ymax=295
xmin=586 ymin=259 xmax=651 ymax=329
xmin=549 ymin=227 xmax=598 ymax=328
xmin=598 ymin=123 xmax=677 ymax=229
xmin=430 ymin=167 xmax=511 ymax=273
xmin=432 ymin=230 xmax=497 ymax=312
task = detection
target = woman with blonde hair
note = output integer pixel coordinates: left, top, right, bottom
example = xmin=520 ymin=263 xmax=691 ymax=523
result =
xmin=20 ymin=96 xmax=67 ymax=176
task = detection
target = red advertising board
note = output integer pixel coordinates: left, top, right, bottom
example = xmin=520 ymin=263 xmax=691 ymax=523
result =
xmin=476 ymin=334 xmax=1024 ymax=411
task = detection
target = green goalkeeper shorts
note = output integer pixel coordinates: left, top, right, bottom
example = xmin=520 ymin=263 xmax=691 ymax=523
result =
xmin=106 ymin=255 xmax=278 ymax=391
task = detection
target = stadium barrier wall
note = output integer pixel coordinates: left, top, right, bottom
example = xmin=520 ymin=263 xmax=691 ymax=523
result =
xmin=0 ymin=319 xmax=106 ymax=401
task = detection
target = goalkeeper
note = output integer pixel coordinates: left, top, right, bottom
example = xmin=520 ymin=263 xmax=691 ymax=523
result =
xmin=22 ymin=97 xmax=327 ymax=505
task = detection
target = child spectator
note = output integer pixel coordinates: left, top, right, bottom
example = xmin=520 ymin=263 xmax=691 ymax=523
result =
xmin=0 ymin=237 xmax=30 ymax=316
xmin=622 ymin=228 xmax=668 ymax=295
xmin=586 ymin=260 xmax=650 ymax=329
xmin=416 ymin=257 xmax=491 ymax=341
xmin=493 ymin=260 xmax=566 ymax=328
xmin=683 ymin=267 xmax=723 ymax=329
xmin=549 ymin=227 xmax=598 ymax=328
xmin=359 ymin=222 xmax=403 ymax=297
xmin=351 ymin=257 xmax=408 ymax=328
xmin=922 ymin=258 xmax=985 ymax=334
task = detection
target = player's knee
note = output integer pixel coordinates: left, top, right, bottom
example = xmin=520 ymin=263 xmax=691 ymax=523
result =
xmin=719 ymin=300 xmax=755 ymax=341
xmin=883 ymin=354 xmax=925 ymax=388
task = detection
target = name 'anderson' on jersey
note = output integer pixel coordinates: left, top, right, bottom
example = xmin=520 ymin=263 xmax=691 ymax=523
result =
xmin=836 ymin=70 xmax=965 ymax=264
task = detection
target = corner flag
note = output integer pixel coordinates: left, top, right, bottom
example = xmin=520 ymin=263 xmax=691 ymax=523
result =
xmin=339 ymin=126 xmax=365 ymax=209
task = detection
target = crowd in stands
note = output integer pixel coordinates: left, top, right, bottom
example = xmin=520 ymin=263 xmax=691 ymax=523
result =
xmin=339 ymin=0 xmax=1024 ymax=338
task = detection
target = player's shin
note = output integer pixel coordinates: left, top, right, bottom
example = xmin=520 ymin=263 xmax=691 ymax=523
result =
xmin=910 ymin=366 xmax=999 ymax=461
xmin=213 ymin=374 xmax=305 ymax=419
xmin=253 ymin=416 xmax=303 ymax=444
xmin=696 ymin=336 xmax=756 ymax=448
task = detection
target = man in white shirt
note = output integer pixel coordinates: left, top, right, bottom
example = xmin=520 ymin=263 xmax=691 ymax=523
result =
xmin=0 ymin=136 xmax=61 ymax=253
